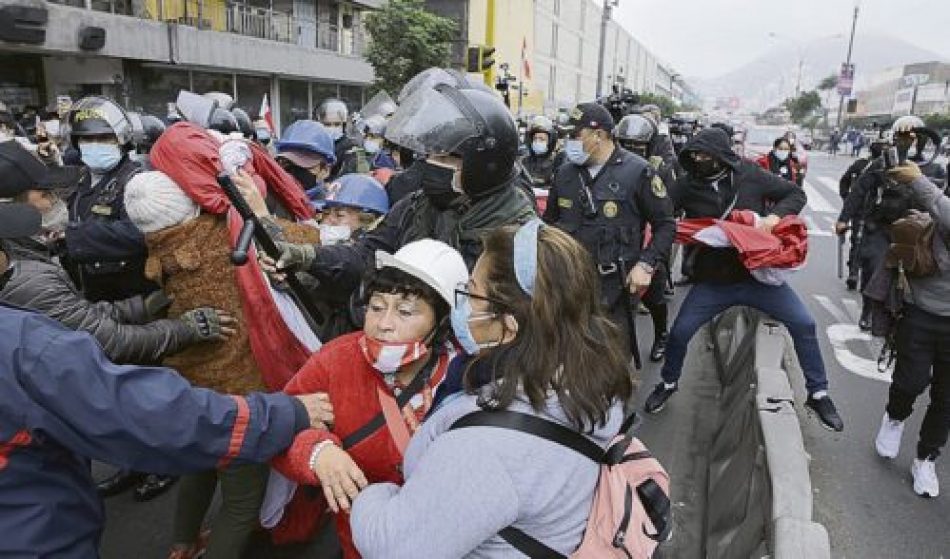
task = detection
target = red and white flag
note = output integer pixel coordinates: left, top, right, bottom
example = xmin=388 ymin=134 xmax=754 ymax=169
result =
xmin=676 ymin=210 xmax=809 ymax=285
xmin=521 ymin=37 xmax=532 ymax=80
xmin=260 ymin=94 xmax=275 ymax=134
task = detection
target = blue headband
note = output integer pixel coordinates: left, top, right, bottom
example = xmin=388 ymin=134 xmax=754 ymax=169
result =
xmin=513 ymin=218 xmax=544 ymax=297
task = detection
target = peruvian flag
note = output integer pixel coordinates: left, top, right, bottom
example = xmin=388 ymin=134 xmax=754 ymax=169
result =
xmin=260 ymin=93 xmax=275 ymax=134
xmin=676 ymin=210 xmax=808 ymax=285
xmin=521 ymin=37 xmax=532 ymax=80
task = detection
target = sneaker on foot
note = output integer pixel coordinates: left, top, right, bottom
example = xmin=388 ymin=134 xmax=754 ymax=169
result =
xmin=644 ymin=382 xmax=678 ymax=414
xmin=649 ymin=332 xmax=669 ymax=362
xmin=874 ymin=413 xmax=904 ymax=459
xmin=806 ymin=395 xmax=844 ymax=432
xmin=911 ymin=458 xmax=939 ymax=498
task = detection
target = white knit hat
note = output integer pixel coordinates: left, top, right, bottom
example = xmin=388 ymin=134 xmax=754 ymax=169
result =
xmin=124 ymin=171 xmax=200 ymax=233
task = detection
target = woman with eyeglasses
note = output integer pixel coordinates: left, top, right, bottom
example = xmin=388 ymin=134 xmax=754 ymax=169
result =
xmin=349 ymin=220 xmax=634 ymax=558
xmin=267 ymin=239 xmax=468 ymax=558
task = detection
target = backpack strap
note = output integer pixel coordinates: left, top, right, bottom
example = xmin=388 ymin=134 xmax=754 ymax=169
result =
xmin=498 ymin=527 xmax=567 ymax=559
xmin=449 ymin=410 xmax=605 ymax=463
xmin=637 ymin=479 xmax=673 ymax=543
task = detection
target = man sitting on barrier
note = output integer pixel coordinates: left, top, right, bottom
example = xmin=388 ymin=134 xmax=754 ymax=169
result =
xmin=643 ymin=128 xmax=844 ymax=432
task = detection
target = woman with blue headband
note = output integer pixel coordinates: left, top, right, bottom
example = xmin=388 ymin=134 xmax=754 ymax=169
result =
xmin=348 ymin=219 xmax=633 ymax=557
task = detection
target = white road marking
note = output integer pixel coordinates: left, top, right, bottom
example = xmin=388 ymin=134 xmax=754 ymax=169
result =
xmin=842 ymin=298 xmax=862 ymax=323
xmin=815 ymin=294 xmax=850 ymax=323
xmin=813 ymin=295 xmax=891 ymax=382
xmin=804 ymin=180 xmax=837 ymax=214
xmin=804 ymin=215 xmax=832 ymax=237
xmin=815 ymin=176 xmax=842 ymax=196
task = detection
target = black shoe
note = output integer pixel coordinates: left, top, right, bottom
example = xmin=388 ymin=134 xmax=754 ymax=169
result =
xmin=133 ymin=474 xmax=177 ymax=502
xmin=806 ymin=395 xmax=844 ymax=432
xmin=644 ymin=382 xmax=678 ymax=414
xmin=650 ymin=333 xmax=668 ymax=362
xmin=845 ymin=277 xmax=858 ymax=291
xmin=97 ymin=470 xmax=145 ymax=497
xmin=858 ymin=317 xmax=871 ymax=332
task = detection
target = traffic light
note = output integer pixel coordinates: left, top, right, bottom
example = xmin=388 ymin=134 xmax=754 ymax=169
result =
xmin=480 ymin=46 xmax=496 ymax=72
xmin=466 ymin=46 xmax=481 ymax=73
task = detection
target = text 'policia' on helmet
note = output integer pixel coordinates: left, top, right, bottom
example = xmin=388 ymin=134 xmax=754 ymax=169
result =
xmin=67 ymin=96 xmax=134 ymax=147
xmin=386 ymin=82 xmax=518 ymax=198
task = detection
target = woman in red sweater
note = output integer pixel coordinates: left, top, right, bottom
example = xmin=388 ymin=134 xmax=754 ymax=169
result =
xmin=755 ymin=137 xmax=801 ymax=184
xmin=269 ymin=238 xmax=469 ymax=558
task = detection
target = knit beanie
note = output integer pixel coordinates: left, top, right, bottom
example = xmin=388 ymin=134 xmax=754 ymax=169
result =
xmin=124 ymin=171 xmax=200 ymax=233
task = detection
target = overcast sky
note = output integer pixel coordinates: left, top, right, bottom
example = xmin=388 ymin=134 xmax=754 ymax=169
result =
xmin=613 ymin=0 xmax=950 ymax=79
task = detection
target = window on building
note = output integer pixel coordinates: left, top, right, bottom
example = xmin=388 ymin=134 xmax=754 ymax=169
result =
xmin=0 ymin=54 xmax=45 ymax=113
xmin=339 ymin=85 xmax=364 ymax=113
xmin=192 ymin=71 xmax=234 ymax=98
xmin=125 ymin=62 xmax=190 ymax=118
xmin=279 ymin=79 xmax=310 ymax=130
xmin=313 ymin=83 xmax=341 ymax=107
xmin=235 ymin=75 xmax=271 ymax=120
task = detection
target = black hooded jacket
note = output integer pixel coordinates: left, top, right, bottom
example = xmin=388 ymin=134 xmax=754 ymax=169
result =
xmin=671 ymin=128 xmax=807 ymax=284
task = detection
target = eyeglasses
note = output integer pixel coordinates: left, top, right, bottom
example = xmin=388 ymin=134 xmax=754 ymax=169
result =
xmin=454 ymin=287 xmax=505 ymax=311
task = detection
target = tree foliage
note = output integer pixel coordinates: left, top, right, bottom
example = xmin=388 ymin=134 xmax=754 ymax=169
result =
xmin=636 ymin=92 xmax=677 ymax=117
xmin=784 ymin=90 xmax=823 ymax=123
xmin=817 ymin=74 xmax=838 ymax=91
xmin=364 ymin=0 xmax=457 ymax=95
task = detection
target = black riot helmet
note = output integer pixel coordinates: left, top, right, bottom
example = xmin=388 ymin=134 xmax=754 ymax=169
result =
xmin=231 ymin=107 xmax=255 ymax=139
xmin=208 ymin=108 xmax=239 ymax=134
xmin=615 ymin=114 xmax=655 ymax=157
xmin=67 ymin=95 xmax=135 ymax=149
xmin=139 ymin=114 xmax=167 ymax=152
xmin=525 ymin=115 xmax=556 ymax=154
xmin=386 ymin=84 xmax=518 ymax=199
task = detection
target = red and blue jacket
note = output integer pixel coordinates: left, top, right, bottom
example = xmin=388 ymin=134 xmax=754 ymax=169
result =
xmin=0 ymin=304 xmax=310 ymax=558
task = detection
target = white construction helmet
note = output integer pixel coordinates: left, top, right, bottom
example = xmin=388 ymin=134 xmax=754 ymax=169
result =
xmin=375 ymin=239 xmax=468 ymax=309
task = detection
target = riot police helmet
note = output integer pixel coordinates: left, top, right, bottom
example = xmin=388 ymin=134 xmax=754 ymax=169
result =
xmin=67 ymin=95 xmax=135 ymax=148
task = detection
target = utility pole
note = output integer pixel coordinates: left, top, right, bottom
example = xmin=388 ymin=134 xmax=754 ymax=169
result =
xmin=485 ymin=0 xmax=496 ymax=88
xmin=835 ymin=4 xmax=859 ymax=129
xmin=596 ymin=0 xmax=617 ymax=99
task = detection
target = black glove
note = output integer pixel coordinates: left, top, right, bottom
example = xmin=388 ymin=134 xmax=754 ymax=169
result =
xmin=179 ymin=308 xmax=225 ymax=343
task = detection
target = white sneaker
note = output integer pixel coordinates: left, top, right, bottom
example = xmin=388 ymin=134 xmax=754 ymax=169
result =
xmin=911 ymin=458 xmax=940 ymax=498
xmin=875 ymin=413 xmax=904 ymax=459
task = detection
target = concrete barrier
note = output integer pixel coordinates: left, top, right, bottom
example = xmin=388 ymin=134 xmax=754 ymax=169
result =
xmin=705 ymin=308 xmax=830 ymax=559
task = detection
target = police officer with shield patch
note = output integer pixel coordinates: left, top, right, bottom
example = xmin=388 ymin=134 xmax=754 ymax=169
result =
xmin=543 ymin=103 xmax=675 ymax=365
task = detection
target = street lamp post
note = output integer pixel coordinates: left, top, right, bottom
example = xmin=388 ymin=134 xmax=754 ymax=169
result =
xmin=669 ymin=72 xmax=680 ymax=104
xmin=836 ymin=4 xmax=860 ymax=129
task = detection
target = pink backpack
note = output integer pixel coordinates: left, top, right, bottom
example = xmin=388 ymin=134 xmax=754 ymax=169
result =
xmin=450 ymin=410 xmax=672 ymax=558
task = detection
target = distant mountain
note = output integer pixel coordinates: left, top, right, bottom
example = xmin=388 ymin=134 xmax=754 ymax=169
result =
xmin=692 ymin=33 xmax=948 ymax=112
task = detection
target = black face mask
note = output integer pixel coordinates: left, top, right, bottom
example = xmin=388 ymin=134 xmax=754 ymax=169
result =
xmin=690 ymin=158 xmax=722 ymax=180
xmin=420 ymin=161 xmax=462 ymax=210
xmin=284 ymin=163 xmax=317 ymax=192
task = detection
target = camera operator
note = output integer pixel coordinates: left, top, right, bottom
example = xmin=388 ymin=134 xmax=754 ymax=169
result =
xmin=872 ymin=160 xmax=950 ymax=498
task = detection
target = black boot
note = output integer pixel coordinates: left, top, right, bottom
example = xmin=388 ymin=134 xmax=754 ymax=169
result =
xmin=133 ymin=474 xmax=177 ymax=502
xmin=650 ymin=332 xmax=668 ymax=362
xmin=859 ymin=298 xmax=872 ymax=332
xmin=97 ymin=470 xmax=145 ymax=497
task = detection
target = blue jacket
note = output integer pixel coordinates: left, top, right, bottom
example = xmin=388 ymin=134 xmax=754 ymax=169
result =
xmin=0 ymin=304 xmax=309 ymax=558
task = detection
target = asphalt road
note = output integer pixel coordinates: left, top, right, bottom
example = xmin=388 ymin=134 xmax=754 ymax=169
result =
xmin=98 ymin=151 xmax=949 ymax=559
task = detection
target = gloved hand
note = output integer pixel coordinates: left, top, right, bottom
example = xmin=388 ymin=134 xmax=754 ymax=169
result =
xmin=144 ymin=290 xmax=174 ymax=320
xmin=179 ymin=308 xmax=236 ymax=343
xmin=886 ymin=162 xmax=922 ymax=184
xmin=275 ymin=241 xmax=316 ymax=271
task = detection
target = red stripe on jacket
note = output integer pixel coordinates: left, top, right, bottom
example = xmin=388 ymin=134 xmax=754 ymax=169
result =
xmin=0 ymin=430 xmax=32 ymax=471
xmin=217 ymin=396 xmax=251 ymax=469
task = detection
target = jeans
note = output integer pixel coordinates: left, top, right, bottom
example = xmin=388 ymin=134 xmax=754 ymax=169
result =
xmin=660 ymin=279 xmax=829 ymax=394
xmin=886 ymin=304 xmax=950 ymax=460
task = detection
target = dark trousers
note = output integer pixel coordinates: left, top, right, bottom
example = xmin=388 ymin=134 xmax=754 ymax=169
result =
xmin=660 ymin=279 xmax=829 ymax=394
xmin=886 ymin=304 xmax=950 ymax=460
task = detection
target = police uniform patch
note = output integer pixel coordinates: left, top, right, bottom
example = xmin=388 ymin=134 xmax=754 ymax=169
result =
xmin=569 ymin=107 xmax=583 ymax=120
xmin=651 ymin=175 xmax=667 ymax=198
xmin=558 ymin=197 xmax=573 ymax=209
xmin=603 ymin=201 xmax=619 ymax=218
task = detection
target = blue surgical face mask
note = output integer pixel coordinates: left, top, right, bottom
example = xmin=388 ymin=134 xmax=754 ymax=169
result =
xmin=531 ymin=141 xmax=548 ymax=156
xmin=326 ymin=125 xmax=344 ymax=141
xmin=564 ymin=138 xmax=590 ymax=165
xmin=773 ymin=149 xmax=790 ymax=161
xmin=79 ymin=142 xmax=122 ymax=173
xmin=450 ymin=296 xmax=499 ymax=355
xmin=364 ymin=139 xmax=381 ymax=154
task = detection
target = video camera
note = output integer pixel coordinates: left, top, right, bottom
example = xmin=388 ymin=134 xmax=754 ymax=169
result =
xmin=598 ymin=86 xmax=640 ymax=123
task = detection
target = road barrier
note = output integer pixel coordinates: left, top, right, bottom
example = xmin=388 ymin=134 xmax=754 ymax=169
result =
xmin=704 ymin=308 xmax=830 ymax=559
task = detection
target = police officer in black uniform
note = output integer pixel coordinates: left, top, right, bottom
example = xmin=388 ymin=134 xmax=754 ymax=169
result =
xmin=614 ymin=113 xmax=678 ymax=360
xmin=62 ymin=96 xmax=175 ymax=501
xmin=838 ymin=136 xmax=885 ymax=290
xmin=521 ymin=115 xmax=558 ymax=189
xmin=543 ymin=103 xmax=675 ymax=364
xmin=836 ymin=116 xmax=947 ymax=329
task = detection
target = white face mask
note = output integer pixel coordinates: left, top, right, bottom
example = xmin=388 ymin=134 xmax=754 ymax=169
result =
xmin=326 ymin=126 xmax=344 ymax=141
xmin=531 ymin=141 xmax=548 ymax=156
xmin=319 ymin=223 xmax=353 ymax=245
xmin=363 ymin=139 xmax=381 ymax=154
xmin=773 ymin=149 xmax=790 ymax=161
xmin=41 ymin=198 xmax=69 ymax=234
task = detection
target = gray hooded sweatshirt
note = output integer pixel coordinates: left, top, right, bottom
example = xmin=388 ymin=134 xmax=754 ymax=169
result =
xmin=350 ymin=392 xmax=625 ymax=558
xmin=905 ymin=175 xmax=950 ymax=317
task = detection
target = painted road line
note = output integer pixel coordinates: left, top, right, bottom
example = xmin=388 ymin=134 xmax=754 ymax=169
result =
xmin=804 ymin=179 xmax=837 ymax=213
xmin=815 ymin=176 xmax=842 ymax=197
xmin=814 ymin=294 xmax=892 ymax=382
xmin=804 ymin=215 xmax=832 ymax=236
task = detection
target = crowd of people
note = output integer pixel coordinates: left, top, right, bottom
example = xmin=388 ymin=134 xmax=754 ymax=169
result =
xmin=0 ymin=64 xmax=946 ymax=559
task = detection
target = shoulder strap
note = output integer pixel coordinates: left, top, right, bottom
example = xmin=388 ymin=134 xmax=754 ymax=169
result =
xmin=449 ymin=410 xmax=604 ymax=463
xmin=498 ymin=527 xmax=566 ymax=559
xmin=341 ymin=353 xmax=437 ymax=450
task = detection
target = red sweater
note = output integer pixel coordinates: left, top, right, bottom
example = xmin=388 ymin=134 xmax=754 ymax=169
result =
xmin=271 ymin=332 xmax=453 ymax=558
xmin=755 ymin=153 xmax=799 ymax=184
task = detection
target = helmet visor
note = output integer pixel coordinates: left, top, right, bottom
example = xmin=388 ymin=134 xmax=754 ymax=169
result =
xmin=385 ymin=88 xmax=478 ymax=155
xmin=397 ymin=68 xmax=457 ymax=103
xmin=70 ymin=97 xmax=131 ymax=139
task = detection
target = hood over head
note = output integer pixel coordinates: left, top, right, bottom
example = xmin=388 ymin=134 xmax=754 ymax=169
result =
xmin=678 ymin=128 xmax=741 ymax=172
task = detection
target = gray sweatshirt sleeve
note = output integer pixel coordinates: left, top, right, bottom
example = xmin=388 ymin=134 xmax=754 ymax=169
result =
xmin=909 ymin=175 xmax=950 ymax=229
xmin=350 ymin=431 xmax=519 ymax=559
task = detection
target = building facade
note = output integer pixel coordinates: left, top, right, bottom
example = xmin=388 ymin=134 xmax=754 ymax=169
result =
xmin=0 ymin=0 xmax=380 ymax=133
xmin=851 ymin=61 xmax=950 ymax=120
xmin=426 ymin=0 xmax=693 ymax=116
